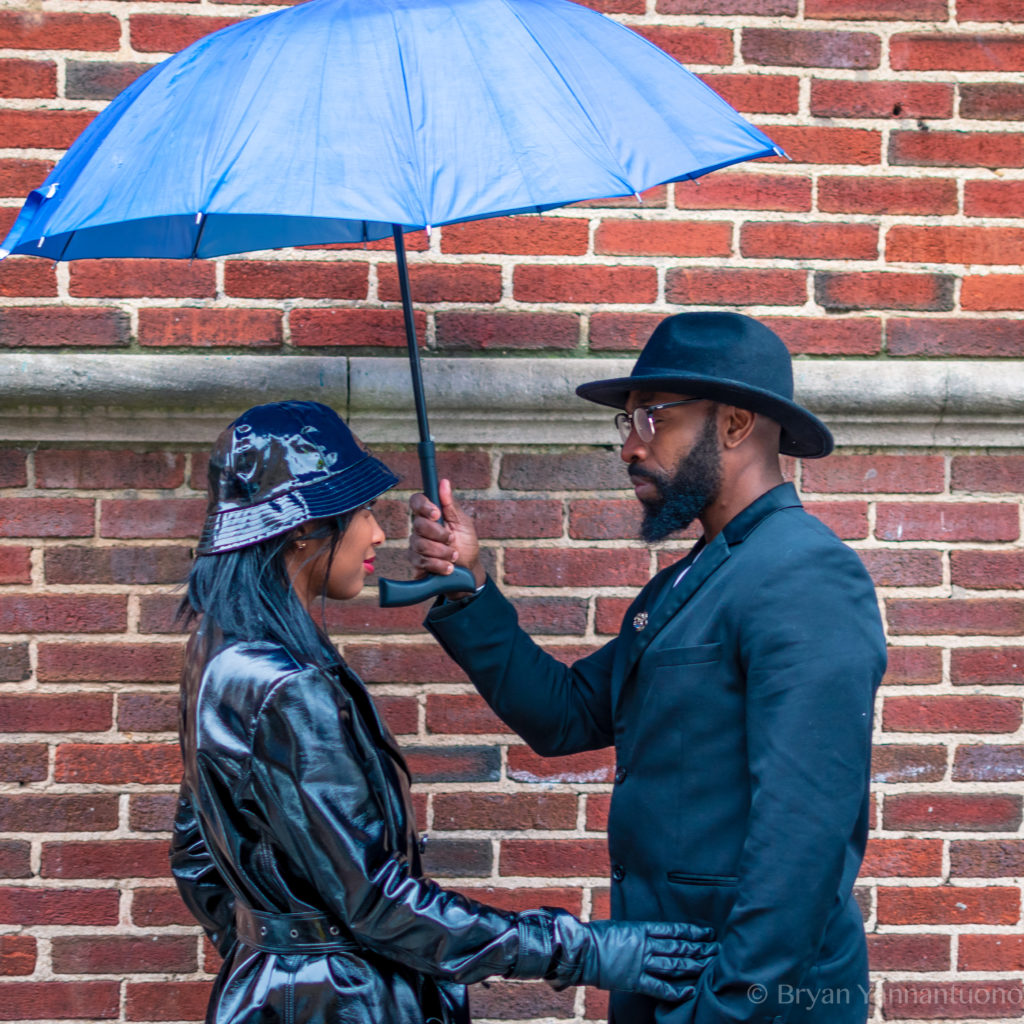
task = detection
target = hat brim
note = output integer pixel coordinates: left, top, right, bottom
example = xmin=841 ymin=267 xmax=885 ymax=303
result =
xmin=197 ymin=452 xmax=399 ymax=555
xmin=576 ymin=372 xmax=834 ymax=459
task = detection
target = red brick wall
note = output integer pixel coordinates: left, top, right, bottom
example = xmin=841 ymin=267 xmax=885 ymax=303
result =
xmin=1 ymin=1 xmax=1023 ymax=1022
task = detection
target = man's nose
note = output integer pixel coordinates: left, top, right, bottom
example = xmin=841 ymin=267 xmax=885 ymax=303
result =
xmin=620 ymin=428 xmax=646 ymax=464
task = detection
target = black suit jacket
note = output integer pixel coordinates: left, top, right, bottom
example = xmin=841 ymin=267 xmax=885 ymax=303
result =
xmin=427 ymin=483 xmax=887 ymax=1024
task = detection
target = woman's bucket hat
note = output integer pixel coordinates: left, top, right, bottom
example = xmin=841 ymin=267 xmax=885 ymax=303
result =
xmin=197 ymin=401 xmax=399 ymax=555
xmin=576 ymin=312 xmax=833 ymax=458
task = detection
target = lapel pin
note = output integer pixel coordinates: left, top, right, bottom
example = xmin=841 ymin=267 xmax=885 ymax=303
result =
xmin=632 ymin=611 xmax=648 ymax=631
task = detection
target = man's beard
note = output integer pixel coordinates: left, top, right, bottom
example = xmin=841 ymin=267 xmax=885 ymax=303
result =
xmin=631 ymin=410 xmax=722 ymax=543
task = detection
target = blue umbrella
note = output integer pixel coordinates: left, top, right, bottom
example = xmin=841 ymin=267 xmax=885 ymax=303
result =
xmin=0 ymin=0 xmax=779 ymax=603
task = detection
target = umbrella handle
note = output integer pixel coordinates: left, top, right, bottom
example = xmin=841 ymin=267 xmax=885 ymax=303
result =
xmin=378 ymin=565 xmax=478 ymax=607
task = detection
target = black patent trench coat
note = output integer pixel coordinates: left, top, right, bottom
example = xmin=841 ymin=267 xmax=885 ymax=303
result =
xmin=172 ymin=636 xmax=535 ymax=1024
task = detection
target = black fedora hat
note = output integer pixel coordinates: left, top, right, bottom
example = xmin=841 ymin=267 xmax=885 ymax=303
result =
xmin=576 ymin=312 xmax=833 ymax=458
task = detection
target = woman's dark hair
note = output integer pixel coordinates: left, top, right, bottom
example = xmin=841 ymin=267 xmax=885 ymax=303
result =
xmin=180 ymin=511 xmax=354 ymax=670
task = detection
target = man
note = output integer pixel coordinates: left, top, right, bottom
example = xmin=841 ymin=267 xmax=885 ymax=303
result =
xmin=409 ymin=312 xmax=886 ymax=1024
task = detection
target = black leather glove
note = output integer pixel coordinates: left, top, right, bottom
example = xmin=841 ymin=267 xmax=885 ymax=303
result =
xmin=512 ymin=909 xmax=716 ymax=1001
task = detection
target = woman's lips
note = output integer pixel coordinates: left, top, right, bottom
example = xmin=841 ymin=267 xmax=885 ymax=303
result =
xmin=363 ymin=559 xmax=375 ymax=573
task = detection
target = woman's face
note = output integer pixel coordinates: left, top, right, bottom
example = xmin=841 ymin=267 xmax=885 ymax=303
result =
xmin=288 ymin=507 xmax=386 ymax=607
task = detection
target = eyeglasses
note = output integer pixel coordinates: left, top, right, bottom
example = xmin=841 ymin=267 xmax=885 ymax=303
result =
xmin=614 ymin=399 xmax=702 ymax=444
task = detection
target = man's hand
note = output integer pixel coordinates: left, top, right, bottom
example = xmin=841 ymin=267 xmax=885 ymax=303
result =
xmin=409 ymin=478 xmax=486 ymax=595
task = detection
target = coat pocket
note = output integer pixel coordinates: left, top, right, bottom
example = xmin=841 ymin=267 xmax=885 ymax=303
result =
xmin=649 ymin=642 xmax=722 ymax=668
xmin=667 ymin=870 xmax=739 ymax=886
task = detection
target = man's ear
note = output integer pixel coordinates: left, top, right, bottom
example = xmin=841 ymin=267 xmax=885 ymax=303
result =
xmin=721 ymin=405 xmax=757 ymax=450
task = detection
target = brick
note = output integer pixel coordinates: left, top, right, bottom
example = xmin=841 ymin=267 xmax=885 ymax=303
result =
xmin=871 ymin=744 xmax=947 ymax=784
xmin=764 ymin=315 xmax=883 ymax=355
xmin=952 ymin=647 xmax=1024 ymax=686
xmin=876 ymin=502 xmax=1018 ymax=542
xmin=951 ymin=840 xmax=1024 ymax=878
xmin=0 ymin=595 xmax=124 ymax=634
xmin=803 ymin=500 xmax=869 ymax=539
xmin=658 ymin=0 xmax=795 ymax=10
xmin=126 ymin=981 xmax=209 ymax=1022
xmin=53 ymin=935 xmax=196 ymax=975
xmin=0 ymin=498 xmax=94 ymax=537
xmin=500 ymin=452 xmax=627 ymax=491
xmin=119 ymin=694 xmax=178 ymax=733
xmin=138 ymin=594 xmax=180 ymax=634
xmin=867 ymin=934 xmax=950 ymax=973
xmin=579 ymin=0 xmax=646 ymax=10
xmin=890 ymin=130 xmax=1024 ymax=169
xmin=953 ymin=455 xmax=1024 ymax=493
xmin=130 ymin=15 xmax=241 ymax=53
xmin=594 ymin=220 xmax=732 ymax=257
xmin=965 ymin=180 xmax=1024 ymax=217
xmin=877 ymin=886 xmax=1019 ymax=925
xmin=884 ymin=793 xmax=1022 ymax=832
xmin=290 ymin=308 xmax=423 ymax=348
xmin=0 ymin=794 xmax=118 ymax=833
xmin=132 ymin=887 xmax=195 ymax=928
xmin=666 ymin=268 xmax=806 ymax=306
xmin=321 ymin=596 xmax=423 ymax=637
xmin=961 ymin=274 xmax=1024 ymax=311
xmin=469 ymin=980 xmax=576 ymax=1021
xmin=514 ymin=265 xmax=657 ymax=304
xmin=372 ymin=695 xmax=419 ymax=737
xmin=805 ymin=455 xmax=945 ymax=494
xmin=510 ymin=596 xmax=588 ymax=635
xmin=0 ymin=109 xmax=96 ymax=151
xmin=459 ymin=499 xmax=562 ymax=539
xmin=810 ymin=0 xmax=947 ymax=13
xmin=440 ymin=217 xmax=588 ymax=256
xmin=0 ymin=548 xmax=30 ymax=585
xmin=130 ymin=793 xmax=178 ymax=832
xmin=860 ymin=838 xmax=943 ymax=877
xmin=0 ymin=692 xmax=112 ymax=733
xmin=816 ymin=272 xmax=953 ymax=312
xmin=889 ymin=317 xmax=1024 ymax=357
xmin=0 ymin=58 xmax=55 ymax=99
xmin=0 ymin=259 xmax=57 ymax=298
xmin=571 ymin=184 xmax=667 ymax=210
xmin=586 ymin=794 xmax=610 ymax=831
xmin=56 ymin=743 xmax=180 ymax=785
xmin=508 ymin=747 xmax=615 ymax=784
xmin=740 ymin=222 xmax=878 ymax=261
xmin=596 ymin=596 xmax=634 ymax=635
xmin=435 ymin=311 xmax=579 ymax=351
xmin=375 ymin=449 xmax=491 ymax=491
xmin=504 ymin=548 xmax=648 ymax=588
xmin=433 ymin=792 xmax=577 ymax=831
xmin=0 ymin=308 xmax=129 ymax=348
xmin=891 ymin=34 xmax=1024 ymax=72
xmin=70 ymin=260 xmax=217 ymax=299
xmin=100 ymin=498 xmax=205 ymax=539
xmin=569 ymin=499 xmax=646 ymax=540
xmin=818 ymin=175 xmax=957 ymax=215
xmin=224 ymin=260 xmax=368 ymax=299
xmin=674 ymin=171 xmax=811 ymax=212
xmin=0 ymin=982 xmax=119 ymax=1020
xmin=0 ymin=644 xmax=29 ymax=683
xmin=65 ymin=61 xmax=152 ymax=102
xmin=884 ymin=696 xmax=1022 ymax=735
xmin=960 ymin=934 xmax=1024 ymax=972
xmin=344 ymin=643 xmax=467 ymax=683
xmin=0 ymin=744 xmax=46 ymax=783
xmin=419 ymin=838 xmax=492 ymax=877
xmin=959 ymin=0 xmax=1024 ymax=17
xmin=426 ymin=694 xmax=508 ymax=735
xmin=884 ymin=980 xmax=1024 ymax=1020
xmin=890 ymin=226 xmax=1024 ymax=265
xmin=0 ymin=935 xmax=35 ymax=977
xmin=697 ymin=73 xmax=798 ymax=116
xmin=589 ymin=311 xmax=669 ymax=351
xmin=952 ymin=550 xmax=1024 ymax=590
xmin=810 ymin=79 xmax=953 ymax=118
xmin=765 ymin=125 xmax=881 ymax=165
xmin=0 ymin=159 xmax=54 ymax=198
xmin=41 ymin=840 xmax=172 ymax=879
xmin=0 ymin=886 xmax=119 ymax=926
xmin=36 ymin=450 xmax=184 ymax=490
xmin=0 ymin=12 xmax=120 ymax=51
xmin=401 ymin=746 xmax=499 ymax=783
xmin=859 ymin=549 xmax=943 ymax=587
xmin=500 ymin=839 xmax=609 ymax=877
xmin=138 ymin=308 xmax=281 ymax=348
xmin=635 ymin=26 xmax=733 ymax=65
xmin=742 ymin=28 xmax=880 ymax=69
xmin=961 ymin=83 xmax=1024 ymax=121
xmin=0 ymin=449 xmax=25 ymax=486
xmin=954 ymin=745 xmax=1024 ymax=782
xmin=0 ymin=842 xmax=31 ymax=879
xmin=45 ymin=544 xmax=192 ymax=586
xmin=38 ymin=643 xmax=183 ymax=683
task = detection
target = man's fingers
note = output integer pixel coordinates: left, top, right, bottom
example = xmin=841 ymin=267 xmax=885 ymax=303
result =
xmin=647 ymin=938 xmax=718 ymax=959
xmin=646 ymin=922 xmax=715 ymax=942
xmin=636 ymin=979 xmax=697 ymax=1003
xmin=409 ymin=490 xmax=442 ymax=520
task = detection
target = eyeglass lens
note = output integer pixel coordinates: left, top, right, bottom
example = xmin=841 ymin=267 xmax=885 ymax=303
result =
xmin=614 ymin=408 xmax=653 ymax=444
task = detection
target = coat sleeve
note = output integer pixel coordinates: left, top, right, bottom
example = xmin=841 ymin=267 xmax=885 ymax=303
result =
xmin=667 ymin=536 xmax=886 ymax=1024
xmin=425 ymin=577 xmax=619 ymax=756
xmin=169 ymin=782 xmax=237 ymax=956
xmin=248 ymin=666 xmax=588 ymax=985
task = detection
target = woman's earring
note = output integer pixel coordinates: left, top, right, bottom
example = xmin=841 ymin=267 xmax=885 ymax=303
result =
xmin=296 ymin=542 xmax=306 ymax=550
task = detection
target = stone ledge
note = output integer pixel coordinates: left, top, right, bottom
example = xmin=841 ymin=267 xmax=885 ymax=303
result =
xmin=0 ymin=354 xmax=1021 ymax=448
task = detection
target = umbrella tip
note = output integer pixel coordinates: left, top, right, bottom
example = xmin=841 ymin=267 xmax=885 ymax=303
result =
xmin=634 ymin=192 xmax=643 ymax=204
xmin=0 ymin=248 xmax=8 ymax=261
xmin=426 ymin=223 xmax=432 ymax=238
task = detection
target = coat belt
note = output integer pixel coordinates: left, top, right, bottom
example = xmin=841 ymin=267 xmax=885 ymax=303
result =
xmin=235 ymin=903 xmax=358 ymax=955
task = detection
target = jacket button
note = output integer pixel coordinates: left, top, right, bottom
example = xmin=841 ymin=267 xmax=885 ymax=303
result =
xmin=614 ymin=767 xmax=627 ymax=784
xmin=612 ymin=864 xmax=626 ymax=882
xmin=418 ymin=833 xmax=429 ymax=854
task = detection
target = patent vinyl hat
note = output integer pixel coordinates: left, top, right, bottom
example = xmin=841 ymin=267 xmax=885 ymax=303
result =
xmin=576 ymin=312 xmax=833 ymax=458
xmin=197 ymin=401 xmax=399 ymax=555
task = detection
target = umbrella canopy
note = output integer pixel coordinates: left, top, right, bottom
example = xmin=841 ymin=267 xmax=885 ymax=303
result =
xmin=1 ymin=0 xmax=778 ymax=260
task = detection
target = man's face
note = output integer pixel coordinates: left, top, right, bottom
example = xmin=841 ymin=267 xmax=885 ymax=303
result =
xmin=621 ymin=391 xmax=722 ymax=543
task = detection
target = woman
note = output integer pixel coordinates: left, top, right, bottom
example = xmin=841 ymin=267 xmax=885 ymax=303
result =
xmin=172 ymin=401 xmax=714 ymax=1024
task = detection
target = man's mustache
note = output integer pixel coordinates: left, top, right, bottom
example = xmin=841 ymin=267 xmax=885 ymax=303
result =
xmin=628 ymin=465 xmax=662 ymax=484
